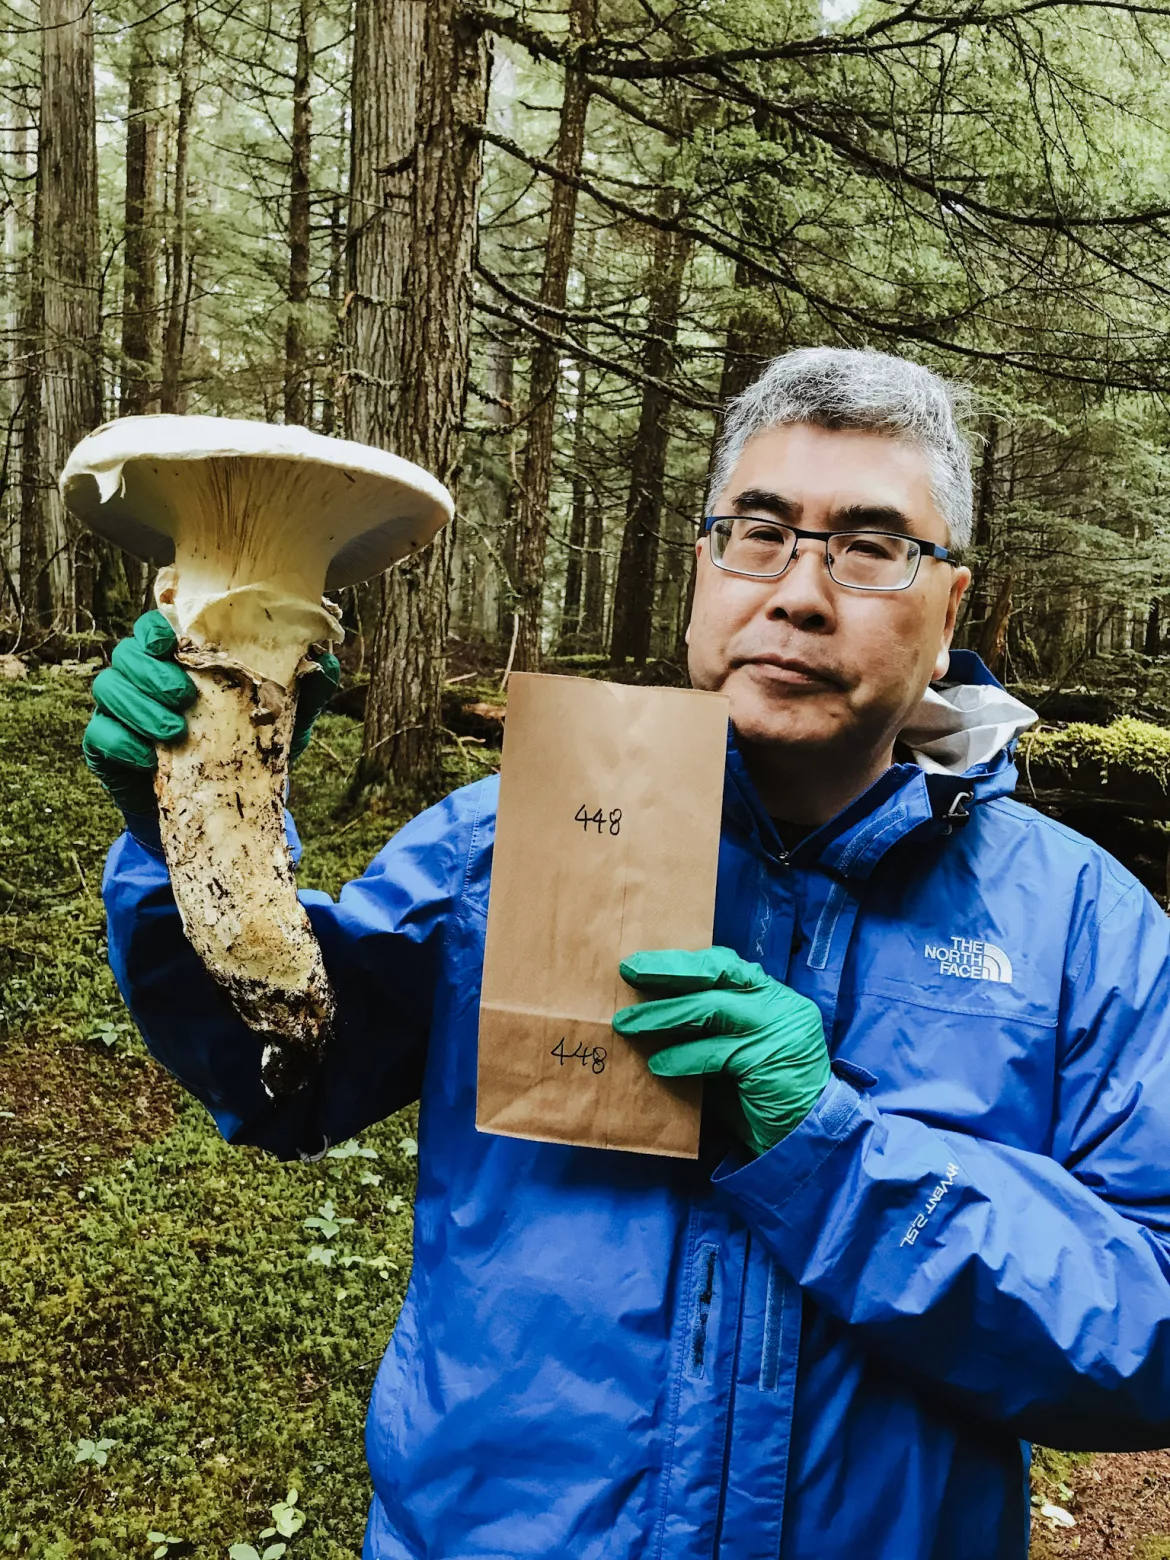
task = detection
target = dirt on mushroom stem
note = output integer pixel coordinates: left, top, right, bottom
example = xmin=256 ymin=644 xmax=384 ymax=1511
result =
xmin=156 ymin=645 xmax=336 ymax=1096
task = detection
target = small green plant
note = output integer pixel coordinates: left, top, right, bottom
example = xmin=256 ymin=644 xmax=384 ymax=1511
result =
xmin=73 ymin=1436 xmax=117 ymax=1467
xmin=266 ymin=1488 xmax=307 ymax=1539
xmin=228 ymin=1487 xmax=307 ymax=1558
xmin=147 ymin=1531 xmax=184 ymax=1558
xmin=302 ymin=1199 xmax=354 ymax=1240
xmin=325 ymin=1139 xmax=377 ymax=1161
xmin=86 ymin=1016 xmax=133 ymax=1050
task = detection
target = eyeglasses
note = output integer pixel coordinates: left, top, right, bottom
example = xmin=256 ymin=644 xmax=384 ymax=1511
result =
xmin=702 ymin=515 xmax=953 ymax=592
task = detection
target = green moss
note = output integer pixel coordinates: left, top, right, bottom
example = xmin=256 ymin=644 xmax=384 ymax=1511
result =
xmin=1018 ymin=715 xmax=1170 ymax=787
xmin=0 ymin=680 xmax=433 ymax=1557
xmin=1134 ymin=1539 xmax=1170 ymax=1560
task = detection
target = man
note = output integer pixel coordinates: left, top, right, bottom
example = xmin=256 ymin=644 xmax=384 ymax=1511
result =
xmin=89 ymin=348 xmax=1170 ymax=1560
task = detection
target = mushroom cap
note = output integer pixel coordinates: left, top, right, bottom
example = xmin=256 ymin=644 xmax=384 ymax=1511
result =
xmin=59 ymin=415 xmax=455 ymax=589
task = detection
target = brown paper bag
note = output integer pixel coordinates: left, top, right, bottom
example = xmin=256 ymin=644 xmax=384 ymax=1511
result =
xmin=476 ymin=672 xmax=729 ymax=1158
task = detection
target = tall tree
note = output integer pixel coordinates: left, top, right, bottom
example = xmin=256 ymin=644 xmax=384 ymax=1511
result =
xmin=510 ymin=0 xmax=596 ymax=672
xmin=609 ymin=207 xmax=692 ymax=664
xmin=160 ymin=0 xmax=195 ymax=416
xmin=36 ymin=0 xmax=102 ymax=627
xmin=347 ymin=0 xmax=490 ymax=790
xmin=558 ymin=350 xmax=590 ymax=650
xmin=120 ymin=17 xmax=160 ymax=417
xmin=284 ymin=0 xmax=315 ymax=427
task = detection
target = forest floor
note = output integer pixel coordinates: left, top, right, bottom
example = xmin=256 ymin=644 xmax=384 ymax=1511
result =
xmin=0 ymin=672 xmax=1166 ymax=1558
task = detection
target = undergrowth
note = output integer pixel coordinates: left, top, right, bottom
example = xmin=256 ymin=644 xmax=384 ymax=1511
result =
xmin=0 ymin=676 xmax=495 ymax=1559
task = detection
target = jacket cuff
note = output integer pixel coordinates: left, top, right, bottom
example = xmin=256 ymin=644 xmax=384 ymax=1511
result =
xmin=712 ymin=1074 xmax=869 ymax=1235
xmin=122 ymin=810 xmax=165 ymax=856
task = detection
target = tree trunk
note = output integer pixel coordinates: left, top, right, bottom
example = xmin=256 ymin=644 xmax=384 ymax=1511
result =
xmin=321 ymin=192 xmax=345 ymax=435
xmin=580 ymin=489 xmax=605 ymax=650
xmin=18 ymin=233 xmax=47 ymax=625
xmin=978 ymin=572 xmax=1014 ymax=677
xmin=284 ymin=0 xmax=315 ymax=427
xmin=39 ymin=0 xmax=102 ymax=630
xmin=160 ymin=0 xmax=195 ymax=416
xmin=1145 ymin=599 xmax=1161 ymax=658
xmin=486 ymin=326 xmax=518 ymax=647
xmin=558 ymin=353 xmax=589 ymax=650
xmin=609 ymin=211 xmax=692 ymax=665
xmin=5 ymin=110 xmax=34 ymax=616
xmin=347 ymin=0 xmax=490 ymax=792
xmin=510 ymin=0 xmax=596 ymax=672
xmin=962 ymin=414 xmax=998 ymax=644
xmin=120 ymin=18 xmax=160 ymax=418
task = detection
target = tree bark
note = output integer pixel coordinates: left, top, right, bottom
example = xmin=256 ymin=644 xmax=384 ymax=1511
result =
xmin=1145 ymin=599 xmax=1161 ymax=658
xmin=609 ymin=210 xmax=692 ymax=665
xmin=160 ymin=0 xmax=195 ymax=416
xmin=284 ymin=0 xmax=315 ymax=427
xmin=347 ymin=0 xmax=490 ymax=792
xmin=558 ymin=353 xmax=589 ymax=649
xmin=38 ymin=0 xmax=102 ymax=629
xmin=120 ymin=18 xmax=160 ymax=417
xmin=484 ymin=325 xmax=517 ymax=646
xmin=321 ymin=192 xmax=345 ymax=435
xmin=580 ymin=486 xmax=605 ymax=650
xmin=963 ymin=415 xmax=999 ymax=646
xmin=510 ymin=0 xmax=596 ymax=672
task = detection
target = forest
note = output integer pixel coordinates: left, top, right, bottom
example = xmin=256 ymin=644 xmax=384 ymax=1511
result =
xmin=7 ymin=0 xmax=1170 ymax=1553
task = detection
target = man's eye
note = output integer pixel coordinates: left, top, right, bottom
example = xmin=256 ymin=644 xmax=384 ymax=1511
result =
xmin=741 ymin=524 xmax=788 ymax=543
xmin=841 ymin=535 xmax=899 ymax=559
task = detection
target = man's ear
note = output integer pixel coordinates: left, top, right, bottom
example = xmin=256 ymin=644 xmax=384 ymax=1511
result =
xmin=934 ymin=566 xmax=972 ymax=681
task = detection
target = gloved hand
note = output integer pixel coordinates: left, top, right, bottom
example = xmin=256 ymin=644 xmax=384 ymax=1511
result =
xmin=613 ymin=947 xmax=831 ymax=1156
xmin=83 ymin=610 xmax=341 ymax=816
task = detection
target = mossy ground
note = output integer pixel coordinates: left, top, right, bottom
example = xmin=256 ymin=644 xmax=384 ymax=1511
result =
xmin=0 ymin=676 xmax=493 ymax=1559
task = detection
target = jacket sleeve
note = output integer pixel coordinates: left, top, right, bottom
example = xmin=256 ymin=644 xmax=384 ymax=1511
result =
xmin=102 ymin=786 xmax=479 ymax=1161
xmin=714 ymin=870 xmax=1170 ymax=1450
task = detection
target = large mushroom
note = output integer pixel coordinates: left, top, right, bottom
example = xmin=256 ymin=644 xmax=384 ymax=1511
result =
xmin=61 ymin=416 xmax=453 ymax=1094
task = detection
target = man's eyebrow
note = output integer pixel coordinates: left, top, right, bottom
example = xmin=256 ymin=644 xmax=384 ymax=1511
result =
xmin=829 ymin=503 xmax=916 ymax=534
xmin=729 ymin=488 xmax=800 ymax=520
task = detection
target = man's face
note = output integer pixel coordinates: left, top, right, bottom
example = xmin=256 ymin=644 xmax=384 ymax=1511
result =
xmin=688 ymin=423 xmax=971 ymax=759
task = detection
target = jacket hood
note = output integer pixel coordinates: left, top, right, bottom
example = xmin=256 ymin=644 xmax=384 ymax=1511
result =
xmin=899 ymin=649 xmax=1037 ymax=779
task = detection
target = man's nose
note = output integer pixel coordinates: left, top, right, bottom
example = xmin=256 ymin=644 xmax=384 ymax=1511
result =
xmin=760 ymin=541 xmax=836 ymax=628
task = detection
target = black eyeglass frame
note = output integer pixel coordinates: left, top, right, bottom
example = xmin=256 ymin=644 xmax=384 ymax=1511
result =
xmin=701 ymin=515 xmax=954 ymax=592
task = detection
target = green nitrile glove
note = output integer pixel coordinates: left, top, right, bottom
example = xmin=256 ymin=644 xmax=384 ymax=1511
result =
xmin=613 ymin=947 xmax=831 ymax=1156
xmin=83 ymin=611 xmax=341 ymax=816
xmin=289 ymin=650 xmax=341 ymax=762
xmin=83 ymin=611 xmax=198 ymax=815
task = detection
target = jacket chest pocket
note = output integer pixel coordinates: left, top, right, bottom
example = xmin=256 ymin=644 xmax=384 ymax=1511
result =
xmin=835 ymin=980 xmax=1059 ymax=1150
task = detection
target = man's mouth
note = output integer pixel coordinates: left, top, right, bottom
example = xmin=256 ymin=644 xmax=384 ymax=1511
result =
xmin=735 ymin=654 xmax=843 ymax=689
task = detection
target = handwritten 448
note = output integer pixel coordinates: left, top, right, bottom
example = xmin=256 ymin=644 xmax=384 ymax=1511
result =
xmin=551 ymin=1037 xmax=608 ymax=1074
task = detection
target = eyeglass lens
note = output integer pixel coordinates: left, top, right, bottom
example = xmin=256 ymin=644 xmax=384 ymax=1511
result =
xmin=710 ymin=518 xmax=920 ymax=590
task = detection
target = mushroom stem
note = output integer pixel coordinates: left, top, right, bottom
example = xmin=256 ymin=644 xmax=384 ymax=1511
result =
xmin=153 ymin=557 xmax=342 ymax=1097
xmin=156 ymin=654 xmax=333 ymax=1095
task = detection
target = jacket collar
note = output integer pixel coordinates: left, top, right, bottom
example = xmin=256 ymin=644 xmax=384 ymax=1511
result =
xmin=722 ymin=652 xmax=1037 ymax=882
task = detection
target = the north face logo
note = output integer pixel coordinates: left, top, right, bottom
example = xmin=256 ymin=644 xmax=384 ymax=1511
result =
xmin=923 ymin=936 xmax=1013 ymax=983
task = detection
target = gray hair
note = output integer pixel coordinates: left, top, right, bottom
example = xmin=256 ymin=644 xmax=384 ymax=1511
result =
xmin=708 ymin=347 xmax=974 ymax=549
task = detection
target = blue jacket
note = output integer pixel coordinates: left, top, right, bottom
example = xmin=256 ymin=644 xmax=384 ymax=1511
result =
xmin=102 ymin=654 xmax=1170 ymax=1560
